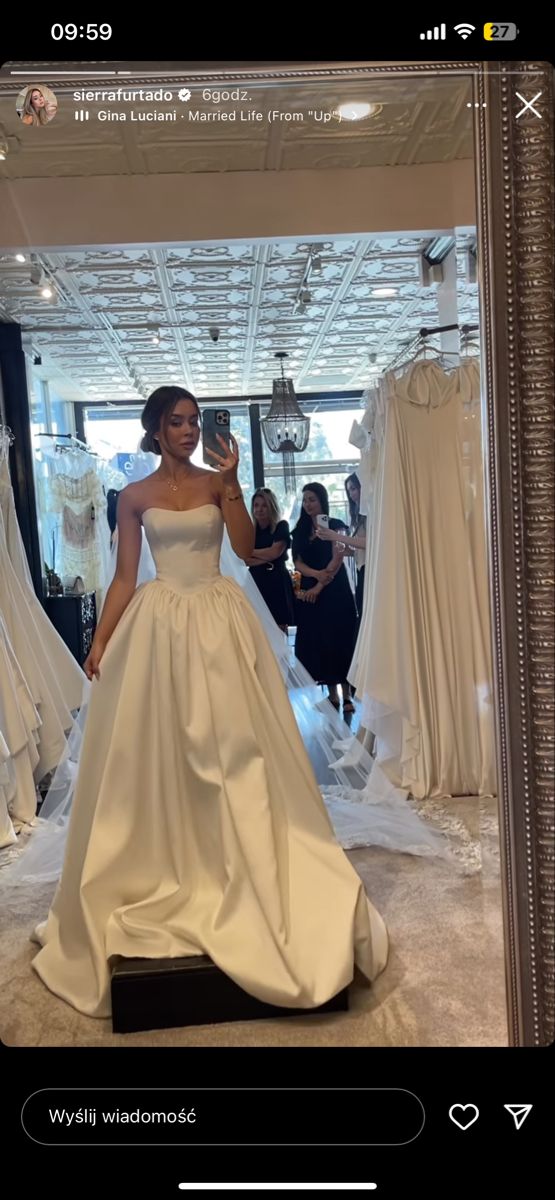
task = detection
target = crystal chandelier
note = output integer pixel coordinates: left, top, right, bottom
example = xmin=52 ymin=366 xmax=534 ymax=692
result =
xmin=261 ymin=352 xmax=310 ymax=493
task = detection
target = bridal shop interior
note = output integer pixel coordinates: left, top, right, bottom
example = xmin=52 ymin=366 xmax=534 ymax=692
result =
xmin=0 ymin=66 xmax=508 ymax=1047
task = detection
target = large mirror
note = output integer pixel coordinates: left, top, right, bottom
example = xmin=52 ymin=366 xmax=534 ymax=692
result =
xmin=0 ymin=60 xmax=552 ymax=1048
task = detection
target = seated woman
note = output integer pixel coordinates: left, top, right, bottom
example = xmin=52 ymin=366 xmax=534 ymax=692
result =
xmin=246 ymin=488 xmax=295 ymax=632
xmin=292 ymin=482 xmax=358 ymax=714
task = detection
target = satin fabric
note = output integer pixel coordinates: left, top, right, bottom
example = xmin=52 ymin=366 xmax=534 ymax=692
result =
xmin=350 ymin=361 xmax=496 ymax=800
xmin=0 ymin=485 xmax=81 ymax=783
xmin=32 ymin=504 xmax=388 ymax=1018
xmin=0 ymin=458 xmax=85 ymax=717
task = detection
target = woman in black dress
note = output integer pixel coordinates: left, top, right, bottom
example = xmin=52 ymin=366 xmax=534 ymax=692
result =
xmin=292 ymin=482 xmax=358 ymax=712
xmin=246 ymin=488 xmax=295 ymax=631
xmin=316 ymin=472 xmax=367 ymax=628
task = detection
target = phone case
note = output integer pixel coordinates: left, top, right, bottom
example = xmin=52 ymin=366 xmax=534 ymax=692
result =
xmin=316 ymin=514 xmax=329 ymax=527
xmin=202 ymin=409 xmax=231 ymax=466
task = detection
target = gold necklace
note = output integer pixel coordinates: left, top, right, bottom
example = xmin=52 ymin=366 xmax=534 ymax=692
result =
xmin=159 ymin=471 xmax=191 ymax=493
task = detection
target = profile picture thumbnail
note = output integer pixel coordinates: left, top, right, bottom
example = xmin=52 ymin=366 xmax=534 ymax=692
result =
xmin=16 ymin=84 xmax=58 ymax=127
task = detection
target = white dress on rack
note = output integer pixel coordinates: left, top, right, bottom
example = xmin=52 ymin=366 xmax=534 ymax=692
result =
xmin=0 ymin=500 xmax=79 ymax=781
xmin=47 ymin=469 xmax=108 ymax=602
xmin=31 ymin=505 xmax=389 ymax=1018
xmin=0 ymin=611 xmax=42 ymax=839
xmin=0 ymin=457 xmax=85 ymax=716
xmin=349 ymin=361 xmax=496 ymax=800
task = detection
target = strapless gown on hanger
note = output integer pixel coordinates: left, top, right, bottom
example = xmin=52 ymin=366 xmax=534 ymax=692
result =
xmin=33 ymin=505 xmax=388 ymax=1018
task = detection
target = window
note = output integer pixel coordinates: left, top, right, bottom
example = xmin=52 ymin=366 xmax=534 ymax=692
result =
xmin=260 ymin=403 xmax=362 ymax=525
xmin=83 ymin=403 xmax=254 ymax=496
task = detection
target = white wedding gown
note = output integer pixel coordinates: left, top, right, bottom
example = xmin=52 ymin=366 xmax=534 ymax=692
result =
xmin=32 ymin=504 xmax=388 ymax=1018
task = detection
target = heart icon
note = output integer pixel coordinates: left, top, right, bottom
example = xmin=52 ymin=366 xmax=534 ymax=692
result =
xmin=449 ymin=1104 xmax=480 ymax=1130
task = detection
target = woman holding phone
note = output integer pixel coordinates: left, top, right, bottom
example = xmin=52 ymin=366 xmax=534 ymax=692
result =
xmin=292 ymin=482 xmax=358 ymax=712
xmin=20 ymin=85 xmax=57 ymax=126
xmin=28 ymin=388 xmax=387 ymax=1019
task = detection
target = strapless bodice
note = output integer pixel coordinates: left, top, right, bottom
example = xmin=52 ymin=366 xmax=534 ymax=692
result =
xmin=142 ymin=505 xmax=223 ymax=593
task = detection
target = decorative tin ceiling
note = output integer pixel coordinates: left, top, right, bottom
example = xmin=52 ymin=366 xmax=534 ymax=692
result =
xmin=0 ymin=235 xmax=478 ymax=401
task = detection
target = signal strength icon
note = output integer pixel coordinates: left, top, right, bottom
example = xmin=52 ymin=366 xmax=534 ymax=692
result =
xmin=454 ymin=23 xmax=476 ymax=38
xmin=420 ymin=24 xmax=446 ymax=39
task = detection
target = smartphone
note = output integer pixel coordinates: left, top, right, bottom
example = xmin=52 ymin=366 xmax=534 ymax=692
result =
xmin=316 ymin=513 xmax=329 ymax=528
xmin=202 ymin=409 xmax=231 ymax=466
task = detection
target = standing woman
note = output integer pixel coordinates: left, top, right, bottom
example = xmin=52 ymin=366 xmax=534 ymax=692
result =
xmin=246 ymin=488 xmax=295 ymax=631
xmin=292 ymin=482 xmax=358 ymax=713
xmin=28 ymin=389 xmax=387 ymax=1018
xmin=317 ymin=473 xmax=367 ymax=630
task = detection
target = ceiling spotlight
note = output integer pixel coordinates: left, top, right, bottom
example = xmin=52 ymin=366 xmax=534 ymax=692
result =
xmin=371 ymin=287 xmax=399 ymax=297
xmin=423 ymin=236 xmax=456 ymax=265
xmin=300 ymin=288 xmax=311 ymax=304
xmin=30 ymin=264 xmax=43 ymax=286
xmin=41 ymin=284 xmax=53 ymax=299
xmin=310 ymin=253 xmax=322 ymax=274
xmin=15 ymin=253 xmax=26 ymax=263
xmin=336 ymin=101 xmax=382 ymax=122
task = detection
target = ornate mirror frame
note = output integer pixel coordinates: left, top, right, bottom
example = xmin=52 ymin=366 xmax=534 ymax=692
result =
xmin=176 ymin=57 xmax=553 ymax=1047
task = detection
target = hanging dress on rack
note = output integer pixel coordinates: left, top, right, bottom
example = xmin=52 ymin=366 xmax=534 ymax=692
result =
xmin=47 ymin=470 xmax=107 ymax=601
xmin=349 ymin=360 xmax=496 ymax=800
xmin=0 ymin=610 xmax=42 ymax=835
xmin=0 ymin=497 xmax=78 ymax=780
xmin=0 ymin=456 xmax=85 ymax=714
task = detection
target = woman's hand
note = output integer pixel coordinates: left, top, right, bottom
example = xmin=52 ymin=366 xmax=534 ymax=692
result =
xmin=205 ymin=433 xmax=240 ymax=486
xmin=315 ymin=526 xmax=338 ymax=542
xmin=304 ymin=583 xmax=323 ymax=604
xmin=306 ymin=568 xmax=330 ymax=585
xmin=83 ymin=640 xmax=106 ymax=682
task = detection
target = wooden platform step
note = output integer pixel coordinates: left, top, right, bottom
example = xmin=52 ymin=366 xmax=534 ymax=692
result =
xmin=111 ymin=954 xmax=349 ymax=1033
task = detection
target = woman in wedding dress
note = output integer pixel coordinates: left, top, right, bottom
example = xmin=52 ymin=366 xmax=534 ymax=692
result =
xmin=31 ymin=386 xmax=388 ymax=1019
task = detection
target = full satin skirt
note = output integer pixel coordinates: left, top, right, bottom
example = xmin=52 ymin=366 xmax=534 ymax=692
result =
xmin=33 ymin=573 xmax=388 ymax=1017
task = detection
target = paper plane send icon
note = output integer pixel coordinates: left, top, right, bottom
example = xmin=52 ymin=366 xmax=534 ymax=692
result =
xmin=504 ymin=1104 xmax=533 ymax=1130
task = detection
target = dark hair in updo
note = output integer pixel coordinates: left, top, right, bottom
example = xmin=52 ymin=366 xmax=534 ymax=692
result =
xmin=140 ymin=386 xmax=200 ymax=454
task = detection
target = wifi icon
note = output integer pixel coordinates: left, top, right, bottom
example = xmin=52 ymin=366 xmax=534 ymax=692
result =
xmin=454 ymin=23 xmax=476 ymax=38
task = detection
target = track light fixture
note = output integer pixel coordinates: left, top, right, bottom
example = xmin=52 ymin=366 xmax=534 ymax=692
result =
xmin=292 ymin=246 xmax=325 ymax=315
xmin=423 ymin=236 xmax=456 ymax=265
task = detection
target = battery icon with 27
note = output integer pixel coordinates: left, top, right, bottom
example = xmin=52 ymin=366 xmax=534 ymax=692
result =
xmin=484 ymin=22 xmax=518 ymax=39
xmin=75 ymin=110 xmax=90 ymax=121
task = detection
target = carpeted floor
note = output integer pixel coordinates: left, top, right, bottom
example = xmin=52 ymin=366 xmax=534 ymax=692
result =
xmin=0 ymin=796 xmax=507 ymax=1048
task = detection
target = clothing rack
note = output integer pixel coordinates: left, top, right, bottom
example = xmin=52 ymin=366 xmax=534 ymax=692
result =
xmin=419 ymin=323 xmax=479 ymax=339
xmin=36 ymin=432 xmax=97 ymax=454
xmin=386 ymin=323 xmax=480 ymax=373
